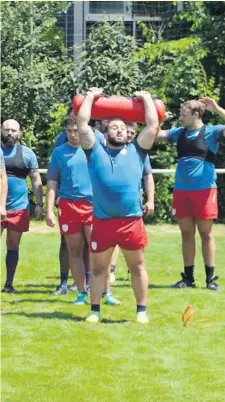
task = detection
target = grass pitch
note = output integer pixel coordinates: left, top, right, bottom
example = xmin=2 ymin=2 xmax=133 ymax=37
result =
xmin=1 ymin=223 xmax=225 ymax=402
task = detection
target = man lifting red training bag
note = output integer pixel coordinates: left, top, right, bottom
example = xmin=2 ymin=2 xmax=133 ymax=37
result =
xmin=73 ymin=93 xmax=165 ymax=123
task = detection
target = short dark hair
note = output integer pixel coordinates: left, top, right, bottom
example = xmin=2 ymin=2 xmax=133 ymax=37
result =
xmin=181 ymin=100 xmax=206 ymax=118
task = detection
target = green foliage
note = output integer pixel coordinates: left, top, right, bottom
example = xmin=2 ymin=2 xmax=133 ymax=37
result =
xmin=77 ymin=20 xmax=144 ymax=95
xmin=1 ymin=1 xmax=76 ymax=166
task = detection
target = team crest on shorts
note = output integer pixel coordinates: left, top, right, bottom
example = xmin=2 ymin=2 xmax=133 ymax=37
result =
xmin=91 ymin=241 xmax=97 ymax=250
xmin=172 ymin=208 xmax=176 ymax=216
xmin=62 ymin=224 xmax=69 ymax=232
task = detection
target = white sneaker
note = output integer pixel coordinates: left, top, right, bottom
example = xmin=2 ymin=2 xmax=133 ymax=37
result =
xmin=69 ymin=283 xmax=78 ymax=292
xmin=110 ymin=272 xmax=116 ymax=284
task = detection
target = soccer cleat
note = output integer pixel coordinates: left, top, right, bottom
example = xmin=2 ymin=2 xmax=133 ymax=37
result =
xmin=73 ymin=291 xmax=88 ymax=305
xmin=69 ymin=283 xmax=78 ymax=292
xmin=52 ymin=285 xmax=69 ymax=296
xmin=85 ymin=311 xmax=100 ymax=323
xmin=172 ymin=273 xmax=196 ymax=288
xmin=110 ymin=272 xmax=116 ymax=284
xmin=103 ymin=292 xmax=121 ymax=306
xmin=2 ymin=284 xmax=17 ymax=294
xmin=136 ymin=311 xmax=149 ymax=324
xmin=206 ymin=276 xmax=221 ymax=291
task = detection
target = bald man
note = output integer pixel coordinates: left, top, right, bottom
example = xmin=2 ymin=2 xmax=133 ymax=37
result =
xmin=1 ymin=119 xmax=43 ymax=293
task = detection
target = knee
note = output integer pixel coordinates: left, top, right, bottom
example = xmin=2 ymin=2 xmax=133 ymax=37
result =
xmin=180 ymin=228 xmax=195 ymax=241
xmin=68 ymin=247 xmax=82 ymax=259
xmin=129 ymin=263 xmax=146 ymax=277
xmin=199 ymin=230 xmax=213 ymax=242
xmin=92 ymin=265 xmax=106 ymax=276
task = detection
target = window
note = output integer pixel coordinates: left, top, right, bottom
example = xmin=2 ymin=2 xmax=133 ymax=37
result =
xmin=89 ymin=1 xmax=124 ymax=14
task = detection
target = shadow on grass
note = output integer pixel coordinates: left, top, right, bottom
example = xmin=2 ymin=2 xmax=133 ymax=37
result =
xmin=2 ymin=311 xmax=76 ymax=320
xmin=23 ymin=284 xmax=56 ymax=288
xmin=112 ymin=283 xmax=172 ymax=289
xmin=5 ymin=298 xmax=72 ymax=305
xmin=72 ymin=315 xmax=128 ymax=324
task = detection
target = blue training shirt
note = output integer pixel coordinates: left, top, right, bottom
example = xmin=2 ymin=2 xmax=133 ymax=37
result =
xmin=169 ymin=124 xmax=225 ymax=190
xmin=86 ymin=139 xmax=149 ymax=219
xmin=47 ymin=142 xmax=93 ymax=203
xmin=1 ymin=144 xmax=39 ymax=211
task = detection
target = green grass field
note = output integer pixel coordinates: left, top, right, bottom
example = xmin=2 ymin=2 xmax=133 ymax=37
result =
xmin=1 ymin=223 xmax=225 ymax=402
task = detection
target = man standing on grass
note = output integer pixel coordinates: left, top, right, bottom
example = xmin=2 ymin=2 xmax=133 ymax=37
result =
xmin=1 ymin=119 xmax=43 ymax=294
xmin=110 ymin=122 xmax=155 ymax=282
xmin=157 ymin=97 xmax=225 ymax=290
xmin=77 ymin=87 xmax=159 ymax=323
xmin=46 ymin=114 xmax=120 ymax=306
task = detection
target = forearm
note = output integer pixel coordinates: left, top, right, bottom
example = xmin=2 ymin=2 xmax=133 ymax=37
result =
xmin=143 ymin=96 xmax=159 ymax=128
xmin=31 ymin=174 xmax=43 ymax=205
xmin=144 ymin=175 xmax=155 ymax=203
xmin=77 ymin=92 xmax=95 ymax=131
xmin=214 ymin=104 xmax=225 ymax=121
xmin=46 ymin=183 xmax=57 ymax=214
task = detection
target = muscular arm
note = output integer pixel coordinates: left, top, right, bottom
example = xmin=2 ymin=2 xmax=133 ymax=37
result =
xmin=29 ymin=170 xmax=43 ymax=205
xmin=77 ymin=88 xmax=103 ymax=149
xmin=155 ymin=128 xmax=170 ymax=141
xmin=136 ymin=92 xmax=159 ymax=150
xmin=46 ymin=180 xmax=58 ymax=227
xmin=29 ymin=170 xmax=43 ymax=218
xmin=143 ymin=174 xmax=155 ymax=216
xmin=144 ymin=174 xmax=155 ymax=204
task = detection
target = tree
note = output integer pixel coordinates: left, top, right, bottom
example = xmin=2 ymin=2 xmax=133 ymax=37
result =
xmin=1 ymin=1 xmax=77 ymax=167
xmin=76 ymin=20 xmax=144 ymax=96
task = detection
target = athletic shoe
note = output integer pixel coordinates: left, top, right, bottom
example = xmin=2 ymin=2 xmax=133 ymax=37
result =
xmin=85 ymin=311 xmax=100 ymax=323
xmin=207 ymin=276 xmax=221 ymax=291
xmin=110 ymin=272 xmax=116 ymax=284
xmin=69 ymin=283 xmax=78 ymax=292
xmin=172 ymin=273 xmax=196 ymax=288
xmin=73 ymin=291 xmax=88 ymax=305
xmin=136 ymin=311 xmax=149 ymax=324
xmin=52 ymin=285 xmax=69 ymax=296
xmin=103 ymin=292 xmax=121 ymax=306
xmin=1 ymin=284 xmax=17 ymax=294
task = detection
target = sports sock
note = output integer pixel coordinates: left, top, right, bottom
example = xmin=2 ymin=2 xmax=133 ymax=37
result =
xmin=137 ymin=305 xmax=146 ymax=313
xmin=110 ymin=264 xmax=116 ymax=273
xmin=184 ymin=265 xmax=194 ymax=281
xmin=91 ymin=304 xmax=100 ymax=313
xmin=86 ymin=271 xmax=91 ymax=288
xmin=205 ymin=265 xmax=214 ymax=282
xmin=5 ymin=249 xmax=19 ymax=286
xmin=59 ymin=235 xmax=69 ymax=285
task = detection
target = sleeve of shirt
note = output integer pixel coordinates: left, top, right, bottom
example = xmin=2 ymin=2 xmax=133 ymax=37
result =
xmin=211 ymin=125 xmax=225 ymax=142
xmin=54 ymin=131 xmax=67 ymax=148
xmin=168 ymin=127 xmax=184 ymax=143
xmin=94 ymin=129 xmax=106 ymax=146
xmin=0 ymin=149 xmax=5 ymax=169
xmin=143 ymin=155 xmax=152 ymax=176
xmin=23 ymin=147 xmax=39 ymax=170
xmin=47 ymin=150 xmax=60 ymax=181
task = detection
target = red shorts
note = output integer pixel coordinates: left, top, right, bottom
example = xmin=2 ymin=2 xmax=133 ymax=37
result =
xmin=1 ymin=209 xmax=30 ymax=232
xmin=58 ymin=199 xmax=93 ymax=235
xmin=90 ymin=217 xmax=148 ymax=253
xmin=172 ymin=189 xmax=218 ymax=220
